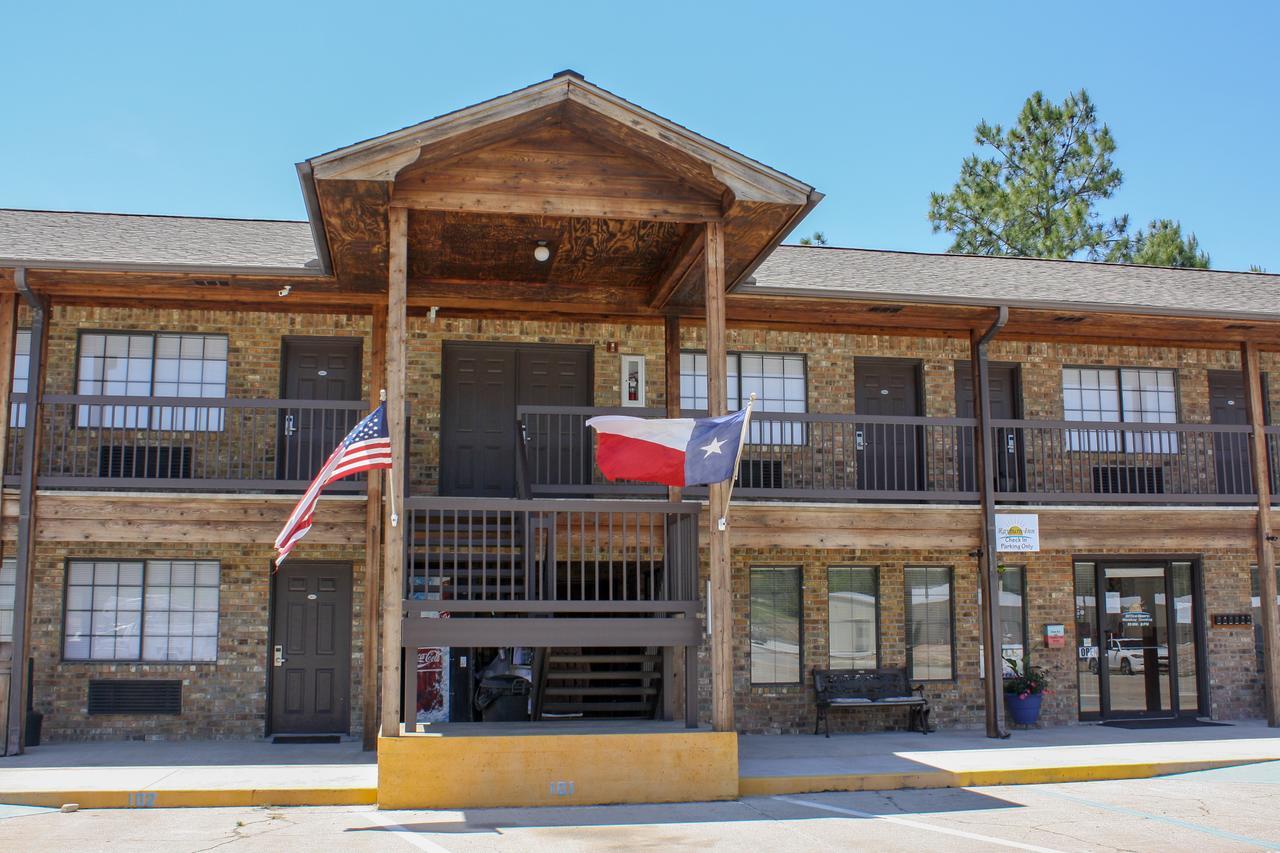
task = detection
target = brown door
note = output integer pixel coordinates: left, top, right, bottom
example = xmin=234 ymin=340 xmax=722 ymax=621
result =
xmin=279 ymin=338 xmax=363 ymax=482
xmin=517 ymin=346 xmax=594 ymax=490
xmin=955 ymin=362 xmax=1025 ymax=494
xmin=270 ymin=562 xmax=353 ymax=734
xmin=1208 ymin=370 xmax=1265 ymax=495
xmin=854 ymin=359 xmax=923 ymax=493
xmin=440 ymin=343 xmax=592 ymax=497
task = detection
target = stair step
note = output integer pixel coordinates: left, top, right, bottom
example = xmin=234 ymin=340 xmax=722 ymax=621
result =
xmin=544 ymin=686 xmax=658 ymax=696
xmin=539 ymin=701 xmax=655 ymax=713
xmin=547 ymin=654 xmax=661 ymax=664
xmin=544 ymin=671 xmax=661 ymax=681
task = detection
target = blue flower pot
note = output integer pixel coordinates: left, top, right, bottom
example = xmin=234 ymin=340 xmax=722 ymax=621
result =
xmin=1005 ymin=691 xmax=1043 ymax=726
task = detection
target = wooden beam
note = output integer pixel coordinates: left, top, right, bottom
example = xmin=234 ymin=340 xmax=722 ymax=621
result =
xmin=390 ymin=189 xmax=721 ymax=222
xmin=649 ymin=229 xmax=704 ymax=309
xmin=704 ymin=221 xmax=733 ymax=733
xmin=381 ymin=208 xmax=408 ymax=739
xmin=664 ymin=314 xmax=686 ymax=722
xmin=362 ymin=309 xmax=387 ymax=751
xmin=970 ymin=321 xmax=1007 ymax=739
xmin=1244 ymin=341 xmax=1280 ymax=726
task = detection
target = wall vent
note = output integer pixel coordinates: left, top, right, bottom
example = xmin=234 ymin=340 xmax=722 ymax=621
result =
xmin=99 ymin=446 xmax=193 ymax=479
xmin=737 ymin=460 xmax=784 ymax=489
xmin=1224 ymin=324 xmax=1255 ymax=331
xmin=1053 ymin=315 xmax=1087 ymax=324
xmin=88 ymin=679 xmax=182 ymax=715
xmin=190 ymin=279 xmax=230 ymax=288
xmin=1092 ymin=465 xmax=1165 ymax=494
xmin=867 ymin=305 xmax=904 ymax=314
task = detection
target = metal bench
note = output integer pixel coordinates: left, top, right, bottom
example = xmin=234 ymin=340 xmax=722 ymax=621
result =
xmin=812 ymin=667 xmax=931 ymax=737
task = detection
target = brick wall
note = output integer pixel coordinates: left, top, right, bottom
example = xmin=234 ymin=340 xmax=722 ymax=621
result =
xmin=26 ymin=539 xmax=365 ymax=741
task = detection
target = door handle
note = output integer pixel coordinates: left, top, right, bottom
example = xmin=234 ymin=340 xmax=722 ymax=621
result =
xmin=284 ymin=415 xmax=297 ymax=436
xmin=274 ymin=645 xmax=286 ymax=667
xmin=1006 ymin=432 xmax=1017 ymax=454
xmin=855 ymin=430 xmax=867 ymax=452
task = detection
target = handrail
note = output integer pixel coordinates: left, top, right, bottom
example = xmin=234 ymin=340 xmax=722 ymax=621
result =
xmin=41 ymin=393 xmax=370 ymax=410
xmin=517 ymin=404 xmax=978 ymax=428
xmin=991 ymin=417 xmax=1254 ymax=433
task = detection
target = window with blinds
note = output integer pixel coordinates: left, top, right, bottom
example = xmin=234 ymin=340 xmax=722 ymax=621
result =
xmin=905 ymin=566 xmax=954 ymax=680
xmin=828 ymin=566 xmax=877 ymax=670
xmin=750 ymin=566 xmax=802 ymax=684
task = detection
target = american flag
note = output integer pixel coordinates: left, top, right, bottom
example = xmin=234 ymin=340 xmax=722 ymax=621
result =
xmin=274 ymin=403 xmax=393 ymax=565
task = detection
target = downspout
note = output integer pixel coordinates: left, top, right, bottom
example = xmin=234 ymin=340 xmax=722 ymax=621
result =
xmin=971 ymin=305 xmax=1009 ymax=740
xmin=295 ymin=162 xmax=334 ymax=277
xmin=5 ymin=270 xmax=46 ymax=755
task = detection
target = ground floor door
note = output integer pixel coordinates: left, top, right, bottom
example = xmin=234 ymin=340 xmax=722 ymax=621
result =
xmin=269 ymin=561 xmax=353 ymax=734
xmin=1073 ymin=558 xmax=1206 ymax=719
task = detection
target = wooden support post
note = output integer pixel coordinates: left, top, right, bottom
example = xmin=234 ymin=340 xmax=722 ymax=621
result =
xmin=380 ymin=208 xmax=408 ymax=739
xmin=971 ymin=322 xmax=1007 ymax=739
xmin=0 ymin=293 xmax=15 ymax=755
xmin=1243 ymin=341 xmax=1280 ymax=726
xmin=6 ymin=274 xmax=45 ymax=756
xmin=664 ymin=314 xmax=687 ymax=720
xmin=361 ymin=309 xmax=387 ymax=750
xmin=704 ymin=221 xmax=733 ymax=733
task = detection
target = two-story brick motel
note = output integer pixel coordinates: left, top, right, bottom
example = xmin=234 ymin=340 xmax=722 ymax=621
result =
xmin=1 ymin=73 xmax=1278 ymax=773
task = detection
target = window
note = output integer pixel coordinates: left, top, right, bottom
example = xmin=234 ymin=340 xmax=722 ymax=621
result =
xmin=1062 ymin=367 xmax=1177 ymax=452
xmin=76 ymin=332 xmax=228 ymax=430
xmin=828 ymin=566 xmax=877 ymax=670
xmin=680 ymin=351 xmax=806 ymax=444
xmin=0 ymin=558 xmax=15 ymax=642
xmin=979 ymin=565 xmax=1027 ymax=678
xmin=63 ymin=559 xmax=220 ymax=662
xmin=10 ymin=329 xmax=29 ymax=428
xmin=905 ymin=566 xmax=954 ymax=680
xmin=749 ymin=566 xmax=802 ymax=684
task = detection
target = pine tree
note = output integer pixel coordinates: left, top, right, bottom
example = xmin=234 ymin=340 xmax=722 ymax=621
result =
xmin=1106 ymin=220 xmax=1209 ymax=268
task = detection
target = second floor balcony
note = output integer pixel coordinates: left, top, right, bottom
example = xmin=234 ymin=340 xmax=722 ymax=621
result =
xmin=4 ymin=395 xmax=1277 ymax=506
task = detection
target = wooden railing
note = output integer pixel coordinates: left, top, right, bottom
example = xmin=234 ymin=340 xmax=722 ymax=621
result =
xmin=4 ymin=393 xmax=370 ymax=491
xmin=518 ymin=405 xmax=1272 ymax=505
xmin=403 ymin=496 xmax=700 ymax=610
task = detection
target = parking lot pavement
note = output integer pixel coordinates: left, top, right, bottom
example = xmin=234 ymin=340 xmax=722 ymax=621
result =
xmin=3 ymin=761 xmax=1279 ymax=852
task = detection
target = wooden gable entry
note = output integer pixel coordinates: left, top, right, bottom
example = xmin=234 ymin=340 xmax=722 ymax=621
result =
xmin=307 ymin=73 xmax=821 ymax=738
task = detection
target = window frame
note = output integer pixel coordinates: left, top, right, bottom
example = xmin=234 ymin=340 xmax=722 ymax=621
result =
xmin=979 ymin=563 xmax=1030 ymax=679
xmin=827 ymin=565 xmax=880 ymax=671
xmin=60 ymin=558 xmax=221 ymax=664
xmin=0 ymin=557 xmax=14 ymax=643
xmin=904 ymin=565 xmax=956 ymax=682
xmin=680 ymin=349 xmax=809 ymax=446
xmin=72 ymin=329 xmax=229 ymax=431
xmin=748 ymin=564 xmax=804 ymax=686
xmin=10 ymin=328 xmax=30 ymax=429
xmin=1061 ymin=364 xmax=1181 ymax=453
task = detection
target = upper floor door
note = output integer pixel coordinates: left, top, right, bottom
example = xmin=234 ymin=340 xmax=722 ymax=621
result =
xmin=955 ymin=361 xmax=1025 ymax=494
xmin=1208 ymin=369 xmax=1268 ymax=496
xmin=279 ymin=337 xmax=364 ymax=483
xmin=854 ymin=359 xmax=923 ymax=493
xmin=440 ymin=342 xmax=592 ymax=497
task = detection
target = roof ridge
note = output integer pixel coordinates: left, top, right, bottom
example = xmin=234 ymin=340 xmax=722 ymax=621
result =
xmin=776 ymin=243 xmax=1279 ymax=278
xmin=0 ymin=208 xmax=309 ymax=226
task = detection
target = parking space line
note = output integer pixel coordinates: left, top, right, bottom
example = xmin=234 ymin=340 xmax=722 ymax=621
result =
xmin=771 ymin=795 xmax=1067 ymax=853
xmin=363 ymin=810 xmax=454 ymax=852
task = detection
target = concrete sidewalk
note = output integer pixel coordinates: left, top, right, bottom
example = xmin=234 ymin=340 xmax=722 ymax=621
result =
xmin=0 ymin=739 xmax=377 ymax=808
xmin=2 ymin=721 xmax=1279 ymax=808
xmin=739 ymin=719 xmax=1280 ymax=795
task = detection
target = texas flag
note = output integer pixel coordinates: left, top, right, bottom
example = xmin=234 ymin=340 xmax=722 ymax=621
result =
xmin=585 ymin=409 xmax=749 ymax=488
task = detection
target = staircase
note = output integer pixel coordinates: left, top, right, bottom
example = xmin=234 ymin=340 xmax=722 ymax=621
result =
xmin=535 ymin=647 xmax=664 ymax=720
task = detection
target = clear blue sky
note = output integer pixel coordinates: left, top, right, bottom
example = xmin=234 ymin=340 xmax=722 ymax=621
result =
xmin=3 ymin=1 xmax=1277 ymax=271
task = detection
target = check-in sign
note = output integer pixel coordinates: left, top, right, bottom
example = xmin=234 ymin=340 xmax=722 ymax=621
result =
xmin=996 ymin=513 xmax=1040 ymax=552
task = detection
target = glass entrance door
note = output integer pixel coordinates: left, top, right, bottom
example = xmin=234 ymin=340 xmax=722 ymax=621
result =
xmin=1074 ymin=559 xmax=1204 ymax=719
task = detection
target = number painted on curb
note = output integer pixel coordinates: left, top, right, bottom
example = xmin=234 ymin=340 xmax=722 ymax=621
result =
xmin=549 ymin=781 xmax=575 ymax=797
xmin=128 ymin=792 xmax=157 ymax=808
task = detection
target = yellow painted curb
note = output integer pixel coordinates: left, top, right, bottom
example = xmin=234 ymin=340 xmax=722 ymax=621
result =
xmin=0 ymin=787 xmax=378 ymax=810
xmin=738 ymin=757 xmax=1269 ymax=797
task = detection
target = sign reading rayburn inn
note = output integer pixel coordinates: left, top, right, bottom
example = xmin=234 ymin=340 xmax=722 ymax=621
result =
xmin=996 ymin=513 xmax=1040 ymax=553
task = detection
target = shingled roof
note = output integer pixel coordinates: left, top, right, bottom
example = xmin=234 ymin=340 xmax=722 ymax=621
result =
xmin=745 ymin=245 xmax=1280 ymax=321
xmin=0 ymin=209 xmax=320 ymax=274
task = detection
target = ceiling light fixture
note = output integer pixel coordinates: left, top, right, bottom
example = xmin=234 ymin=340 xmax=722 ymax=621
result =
xmin=533 ymin=241 xmax=551 ymax=263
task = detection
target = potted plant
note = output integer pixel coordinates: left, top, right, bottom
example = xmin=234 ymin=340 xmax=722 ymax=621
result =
xmin=1003 ymin=655 xmax=1050 ymax=726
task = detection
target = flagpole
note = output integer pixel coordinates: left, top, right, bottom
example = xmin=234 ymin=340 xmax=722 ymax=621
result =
xmin=381 ymin=388 xmax=398 ymax=528
xmin=718 ymin=392 xmax=755 ymax=532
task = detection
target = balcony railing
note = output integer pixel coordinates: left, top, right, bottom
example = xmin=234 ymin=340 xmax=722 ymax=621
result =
xmin=404 ymin=496 xmax=700 ymax=611
xmin=4 ymin=394 xmax=370 ymax=492
xmin=519 ymin=406 xmax=1272 ymax=505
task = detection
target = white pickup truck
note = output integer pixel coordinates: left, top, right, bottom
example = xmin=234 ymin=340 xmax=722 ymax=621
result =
xmin=1086 ymin=638 xmax=1169 ymax=675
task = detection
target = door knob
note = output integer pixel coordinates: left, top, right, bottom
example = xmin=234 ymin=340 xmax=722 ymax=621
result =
xmin=284 ymin=415 xmax=297 ymax=436
xmin=274 ymin=645 xmax=286 ymax=667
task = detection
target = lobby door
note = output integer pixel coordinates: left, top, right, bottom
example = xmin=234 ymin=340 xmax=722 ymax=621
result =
xmin=1074 ymin=559 xmax=1205 ymax=719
